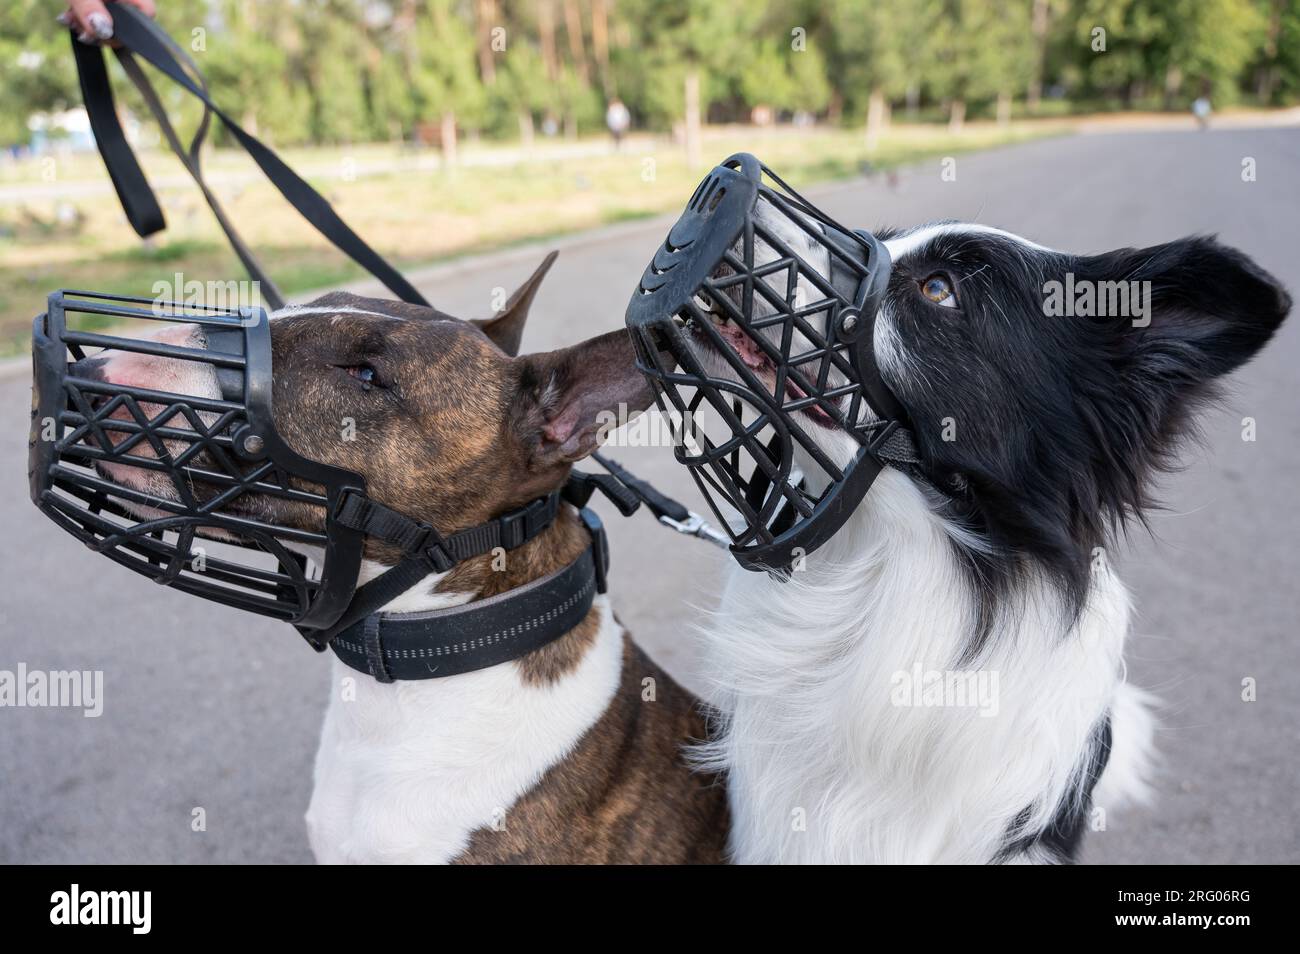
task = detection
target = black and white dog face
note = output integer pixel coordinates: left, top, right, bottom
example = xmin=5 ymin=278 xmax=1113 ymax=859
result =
xmin=679 ymin=210 xmax=1289 ymax=598
xmin=874 ymin=223 xmax=1290 ymax=602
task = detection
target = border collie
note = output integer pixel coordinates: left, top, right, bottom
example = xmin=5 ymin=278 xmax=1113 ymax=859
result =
xmin=688 ymin=220 xmax=1289 ymax=863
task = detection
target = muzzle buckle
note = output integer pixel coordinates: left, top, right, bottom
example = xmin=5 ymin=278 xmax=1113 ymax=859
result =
xmin=499 ymin=495 xmax=552 ymax=550
xmin=417 ymin=526 xmax=456 ymax=574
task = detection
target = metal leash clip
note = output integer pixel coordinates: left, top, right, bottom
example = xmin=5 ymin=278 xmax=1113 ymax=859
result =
xmin=657 ymin=511 xmax=731 ymax=549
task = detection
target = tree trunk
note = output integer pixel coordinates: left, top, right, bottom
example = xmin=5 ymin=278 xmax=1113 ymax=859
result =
xmin=564 ymin=110 xmax=578 ymax=141
xmin=563 ymin=0 xmax=589 ymax=84
xmin=476 ymin=0 xmax=497 ymax=84
xmin=948 ymin=98 xmax=965 ymax=135
xmin=1257 ymin=66 xmax=1277 ymax=103
xmin=826 ymin=89 xmax=843 ymax=126
xmin=518 ymin=110 xmax=535 ymax=148
xmin=996 ymin=90 xmax=1011 ymax=127
xmin=684 ymin=67 xmax=702 ymax=169
xmin=864 ymin=85 xmax=885 ymax=153
xmin=1258 ymin=0 xmax=1283 ymax=103
xmin=1163 ymin=65 xmax=1183 ymax=110
xmin=905 ymin=83 xmax=919 ymax=119
xmin=538 ymin=0 xmax=558 ymax=82
xmin=591 ymin=0 xmax=611 ymax=95
xmin=440 ymin=111 xmax=458 ymax=166
xmin=1027 ymin=0 xmax=1049 ymax=112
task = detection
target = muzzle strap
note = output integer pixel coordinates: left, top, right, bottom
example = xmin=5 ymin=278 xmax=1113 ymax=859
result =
xmin=333 ymin=492 xmax=439 ymax=556
xmin=332 ymin=489 xmax=563 ymax=568
xmin=308 ymin=465 xmax=642 ymax=648
xmin=307 ymin=488 xmax=567 ymax=647
xmin=362 ymin=615 xmax=394 ymax=684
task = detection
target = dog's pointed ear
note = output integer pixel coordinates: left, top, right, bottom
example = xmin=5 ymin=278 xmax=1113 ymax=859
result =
xmin=474 ymin=251 xmax=559 ymax=356
xmin=514 ymin=329 xmax=653 ymax=465
xmin=1081 ymin=236 xmax=1289 ymax=384
xmin=1065 ymin=237 xmax=1289 ymax=487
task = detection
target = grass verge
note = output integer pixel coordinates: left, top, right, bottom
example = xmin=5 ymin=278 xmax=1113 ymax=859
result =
xmin=0 ymin=121 xmax=1062 ymax=353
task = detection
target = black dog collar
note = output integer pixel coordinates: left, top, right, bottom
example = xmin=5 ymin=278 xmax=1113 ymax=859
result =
xmin=323 ymin=463 xmax=687 ymax=682
xmin=330 ymin=508 xmax=609 ymax=682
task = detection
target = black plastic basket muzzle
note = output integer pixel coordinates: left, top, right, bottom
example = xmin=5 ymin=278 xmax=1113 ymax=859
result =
xmin=28 ymin=291 xmax=366 ymax=632
xmin=625 ymin=153 xmax=911 ymax=573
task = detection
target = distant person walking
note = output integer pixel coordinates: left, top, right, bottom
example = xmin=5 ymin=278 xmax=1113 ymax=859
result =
xmin=606 ymin=98 xmax=631 ymax=151
xmin=1192 ymin=96 xmax=1212 ymax=130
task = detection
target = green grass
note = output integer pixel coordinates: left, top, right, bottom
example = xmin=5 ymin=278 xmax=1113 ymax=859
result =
xmin=0 ymin=122 xmax=1062 ymax=355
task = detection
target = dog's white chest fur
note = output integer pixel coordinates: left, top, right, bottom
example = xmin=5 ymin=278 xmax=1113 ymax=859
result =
xmin=305 ymin=589 xmax=622 ymax=864
xmin=695 ymin=472 xmax=1154 ymax=864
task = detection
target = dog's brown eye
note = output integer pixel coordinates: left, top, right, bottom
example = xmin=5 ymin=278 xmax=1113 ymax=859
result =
xmin=920 ymin=274 xmax=957 ymax=308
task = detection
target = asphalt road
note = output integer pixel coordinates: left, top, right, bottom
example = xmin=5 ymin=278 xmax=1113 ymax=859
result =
xmin=2 ymin=127 xmax=1297 ymax=864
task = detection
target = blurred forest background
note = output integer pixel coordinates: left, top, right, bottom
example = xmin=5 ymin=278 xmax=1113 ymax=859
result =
xmin=0 ymin=0 xmax=1296 ymax=348
xmin=3 ymin=0 xmax=1296 ymax=152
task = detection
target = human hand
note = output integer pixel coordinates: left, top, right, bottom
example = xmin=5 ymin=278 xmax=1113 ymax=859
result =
xmin=57 ymin=0 xmax=157 ymax=45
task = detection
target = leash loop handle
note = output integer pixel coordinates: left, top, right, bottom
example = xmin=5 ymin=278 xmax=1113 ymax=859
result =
xmin=71 ymin=26 xmax=164 ymax=237
xmin=72 ymin=6 xmax=430 ymax=309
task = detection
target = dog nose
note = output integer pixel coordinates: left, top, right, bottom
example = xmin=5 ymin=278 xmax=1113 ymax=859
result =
xmin=67 ymin=356 xmax=116 ymax=415
xmin=69 ymin=355 xmax=109 ymax=383
xmin=66 ymin=323 xmax=207 ymax=393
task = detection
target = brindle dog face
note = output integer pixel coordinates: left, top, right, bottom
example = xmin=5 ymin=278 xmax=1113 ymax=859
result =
xmin=83 ymin=252 xmax=652 ymax=559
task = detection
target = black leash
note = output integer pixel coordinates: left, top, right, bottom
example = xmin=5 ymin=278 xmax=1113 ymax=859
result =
xmin=593 ymin=453 xmax=731 ymax=547
xmin=71 ymin=5 xmax=429 ymax=310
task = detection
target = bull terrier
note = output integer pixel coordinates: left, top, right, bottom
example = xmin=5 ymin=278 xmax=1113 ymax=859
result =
xmin=80 ymin=253 xmax=728 ymax=864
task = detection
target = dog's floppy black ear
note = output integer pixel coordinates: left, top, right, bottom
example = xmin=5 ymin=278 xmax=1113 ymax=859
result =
xmin=514 ymin=329 xmax=653 ymax=465
xmin=1079 ymin=236 xmax=1289 ymax=385
xmin=475 ymin=251 xmax=559 ymax=356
